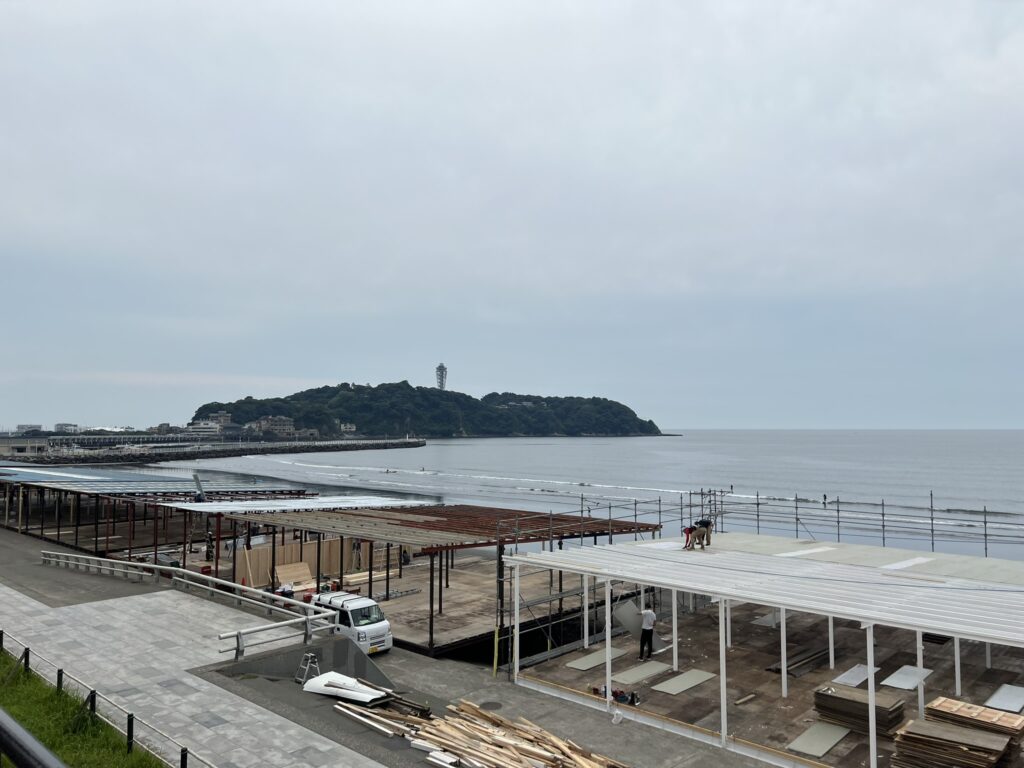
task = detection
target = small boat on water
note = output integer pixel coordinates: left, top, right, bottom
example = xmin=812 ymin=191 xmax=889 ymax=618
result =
xmin=302 ymin=671 xmax=389 ymax=704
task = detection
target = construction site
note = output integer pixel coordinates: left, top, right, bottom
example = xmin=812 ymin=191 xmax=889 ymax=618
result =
xmin=3 ymin=462 xmax=1024 ymax=768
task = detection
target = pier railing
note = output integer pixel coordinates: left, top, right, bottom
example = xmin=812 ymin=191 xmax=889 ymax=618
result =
xmin=0 ymin=628 xmax=217 ymax=768
xmin=540 ymin=490 xmax=1024 ymax=559
xmin=39 ymin=551 xmax=339 ymax=658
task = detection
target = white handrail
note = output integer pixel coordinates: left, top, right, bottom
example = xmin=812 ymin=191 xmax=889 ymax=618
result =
xmin=40 ymin=550 xmax=337 ymax=658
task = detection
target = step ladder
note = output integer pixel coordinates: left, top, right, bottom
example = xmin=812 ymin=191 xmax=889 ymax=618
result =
xmin=294 ymin=653 xmax=321 ymax=684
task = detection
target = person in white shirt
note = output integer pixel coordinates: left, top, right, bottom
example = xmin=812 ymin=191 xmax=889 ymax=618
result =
xmin=639 ymin=607 xmax=656 ymax=659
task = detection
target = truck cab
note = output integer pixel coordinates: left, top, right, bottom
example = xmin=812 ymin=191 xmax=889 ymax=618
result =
xmin=312 ymin=591 xmax=393 ymax=655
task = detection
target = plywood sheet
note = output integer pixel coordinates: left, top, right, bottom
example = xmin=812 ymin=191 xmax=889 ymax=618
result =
xmin=612 ymin=661 xmax=670 ymax=685
xmin=985 ymin=684 xmax=1024 ymax=714
xmin=788 ymin=722 xmax=850 ymax=758
xmin=881 ymin=665 xmax=932 ymax=689
xmin=651 ymin=670 xmax=716 ymax=695
xmin=565 ymin=647 xmax=626 ymax=671
xmin=833 ymin=664 xmax=880 ymax=687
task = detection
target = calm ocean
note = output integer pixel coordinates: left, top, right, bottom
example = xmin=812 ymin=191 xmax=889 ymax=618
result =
xmin=168 ymin=430 xmax=1024 ymax=555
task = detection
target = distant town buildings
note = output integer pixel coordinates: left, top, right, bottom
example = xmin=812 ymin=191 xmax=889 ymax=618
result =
xmin=15 ymin=424 xmax=43 ymax=435
xmin=205 ymin=411 xmax=233 ymax=426
xmin=185 ymin=420 xmax=223 ymax=437
xmin=0 ymin=436 xmax=48 ymax=455
xmin=53 ymin=423 xmax=80 ymax=433
xmin=243 ymin=415 xmax=297 ymax=439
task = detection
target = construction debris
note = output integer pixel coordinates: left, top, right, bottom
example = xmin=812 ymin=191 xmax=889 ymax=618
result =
xmin=893 ymin=718 xmax=1012 ymax=768
xmin=767 ymin=646 xmax=830 ymax=678
xmin=814 ymin=683 xmax=906 ymax=737
xmin=336 ymin=697 xmax=631 ymax=768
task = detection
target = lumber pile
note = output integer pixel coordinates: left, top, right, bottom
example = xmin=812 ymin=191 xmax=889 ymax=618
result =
xmin=893 ymin=719 xmax=1011 ymax=768
xmin=334 ymin=697 xmax=631 ymax=768
xmin=814 ymin=683 xmax=906 ymax=737
xmin=767 ymin=646 xmax=829 ymax=678
xmin=275 ymin=562 xmax=317 ymax=592
xmin=927 ymin=696 xmax=1024 ymax=759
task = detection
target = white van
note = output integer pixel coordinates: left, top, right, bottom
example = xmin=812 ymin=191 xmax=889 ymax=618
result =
xmin=312 ymin=591 xmax=394 ymax=655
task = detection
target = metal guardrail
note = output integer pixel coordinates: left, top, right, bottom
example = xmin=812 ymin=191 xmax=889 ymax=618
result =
xmin=0 ymin=629 xmax=214 ymax=768
xmin=39 ymin=551 xmax=339 ymax=659
xmin=0 ymin=704 xmax=66 ymax=768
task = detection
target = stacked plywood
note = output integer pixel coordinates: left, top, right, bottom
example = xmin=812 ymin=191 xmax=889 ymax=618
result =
xmin=814 ymin=684 xmax=906 ymax=737
xmin=926 ymin=697 xmax=1024 ymax=765
xmin=334 ymin=698 xmax=630 ymax=768
xmin=893 ymin=719 xmax=1011 ymax=768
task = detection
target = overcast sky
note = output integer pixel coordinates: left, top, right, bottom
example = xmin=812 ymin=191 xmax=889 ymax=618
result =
xmin=2 ymin=1 xmax=1022 ymax=430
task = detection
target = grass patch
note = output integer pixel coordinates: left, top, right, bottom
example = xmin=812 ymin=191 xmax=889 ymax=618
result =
xmin=0 ymin=651 xmax=166 ymax=767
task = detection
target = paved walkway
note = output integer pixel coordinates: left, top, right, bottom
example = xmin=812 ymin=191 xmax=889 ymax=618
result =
xmin=0 ymin=580 xmax=383 ymax=768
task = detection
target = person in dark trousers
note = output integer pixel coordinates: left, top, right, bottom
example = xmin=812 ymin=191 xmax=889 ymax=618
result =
xmin=693 ymin=518 xmax=713 ymax=549
xmin=683 ymin=526 xmax=696 ymax=550
xmin=639 ymin=607 xmax=656 ymax=659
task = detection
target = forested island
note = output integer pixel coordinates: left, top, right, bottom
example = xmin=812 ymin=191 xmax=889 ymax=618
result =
xmin=193 ymin=381 xmax=661 ymax=439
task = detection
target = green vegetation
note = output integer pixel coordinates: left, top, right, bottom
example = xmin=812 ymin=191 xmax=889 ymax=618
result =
xmin=195 ymin=381 xmax=661 ymax=439
xmin=0 ymin=652 xmax=165 ymax=768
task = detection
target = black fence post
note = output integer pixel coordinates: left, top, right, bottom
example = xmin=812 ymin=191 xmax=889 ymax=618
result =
xmin=984 ymin=507 xmax=989 ymax=557
xmin=836 ymin=496 xmax=840 ymax=542
xmin=127 ymin=713 xmax=134 ymax=753
xmin=0 ymin=629 xmax=4 ymax=653
xmin=930 ymin=491 xmax=935 ymax=552
xmin=88 ymin=690 xmax=96 ymax=715
xmin=57 ymin=669 xmax=64 ymax=691
xmin=180 ymin=747 xmax=188 ymax=768
xmin=23 ymin=647 xmax=29 ymax=672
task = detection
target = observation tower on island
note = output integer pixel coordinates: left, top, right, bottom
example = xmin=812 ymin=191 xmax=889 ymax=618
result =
xmin=436 ymin=362 xmax=447 ymax=390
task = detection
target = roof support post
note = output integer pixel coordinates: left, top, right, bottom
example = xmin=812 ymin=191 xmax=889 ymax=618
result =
xmin=368 ymin=540 xmax=374 ymax=600
xmin=428 ymin=553 xmax=435 ymax=652
xmin=671 ymin=589 xmax=678 ymax=672
xmin=270 ymin=525 xmax=277 ymax=589
xmin=916 ymin=630 xmax=925 ymax=716
xmin=385 ymin=543 xmax=391 ymax=600
xmin=719 ymin=597 xmax=728 ymax=745
xmin=726 ymin=600 xmax=732 ymax=648
xmin=315 ymin=532 xmax=323 ymax=595
xmin=828 ymin=616 xmax=835 ymax=669
xmin=74 ymin=493 xmax=81 ymax=548
xmin=437 ymin=547 xmax=443 ymax=615
xmin=604 ymin=579 xmax=613 ymax=710
xmin=231 ymin=519 xmax=237 ymax=584
xmin=953 ymin=636 xmax=962 ymax=697
xmin=582 ymin=576 xmax=589 ymax=649
xmin=780 ymin=607 xmax=788 ymax=698
xmin=214 ymin=513 xmax=221 ymax=580
xmin=985 ymin=642 xmax=992 ymax=669
xmin=866 ymin=624 xmax=878 ymax=768
xmin=513 ymin=563 xmax=521 ymax=682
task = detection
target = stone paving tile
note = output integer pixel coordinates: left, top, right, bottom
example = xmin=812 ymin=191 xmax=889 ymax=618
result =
xmin=0 ymin=583 xmax=383 ymax=768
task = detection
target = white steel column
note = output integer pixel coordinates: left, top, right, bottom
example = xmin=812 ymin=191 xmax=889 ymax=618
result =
xmin=916 ymin=630 xmax=925 ymax=716
xmin=726 ymin=600 xmax=733 ymax=648
xmin=780 ymin=607 xmax=789 ymax=698
xmin=954 ymin=636 xmax=962 ymax=697
xmin=582 ymin=577 xmax=590 ymax=649
xmin=866 ymin=624 xmax=878 ymax=768
xmin=671 ymin=589 xmax=679 ymax=672
xmin=604 ymin=579 xmax=613 ymax=710
xmin=719 ymin=598 xmax=728 ymax=745
xmin=986 ymin=643 xmax=992 ymax=669
xmin=513 ymin=564 xmax=521 ymax=682
xmin=828 ymin=616 xmax=835 ymax=669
